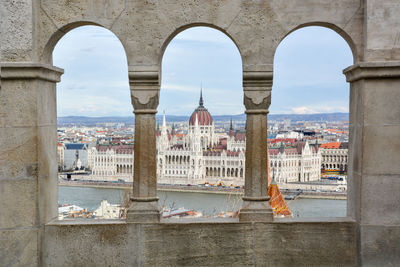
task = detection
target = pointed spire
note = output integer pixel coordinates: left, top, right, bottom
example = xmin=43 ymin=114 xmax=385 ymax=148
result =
xmin=229 ymin=117 xmax=234 ymax=137
xmin=271 ymin=167 xmax=277 ymax=185
xmin=161 ymin=111 xmax=168 ymax=137
xmin=279 ymin=139 xmax=285 ymax=154
xmin=171 ymin=122 xmax=175 ymax=136
xmin=199 ymin=85 xmax=204 ymax=107
xmin=162 ymin=110 xmax=166 ymax=128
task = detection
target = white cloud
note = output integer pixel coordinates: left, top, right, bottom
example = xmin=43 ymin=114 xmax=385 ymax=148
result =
xmin=289 ymin=104 xmax=348 ymax=114
xmin=174 ymin=27 xmax=233 ymax=45
xmin=291 ymin=106 xmax=317 ymax=114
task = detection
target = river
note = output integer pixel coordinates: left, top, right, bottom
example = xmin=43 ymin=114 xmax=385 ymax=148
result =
xmin=58 ymin=186 xmax=347 ymax=218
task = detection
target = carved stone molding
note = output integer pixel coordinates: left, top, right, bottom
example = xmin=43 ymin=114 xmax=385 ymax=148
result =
xmin=1 ymin=62 xmax=64 ymax=82
xmin=130 ymin=90 xmax=160 ymax=112
xmin=129 ymin=67 xmax=160 ymax=111
xmin=243 ymin=70 xmax=272 ymax=112
xmin=343 ymin=61 xmax=400 ymax=82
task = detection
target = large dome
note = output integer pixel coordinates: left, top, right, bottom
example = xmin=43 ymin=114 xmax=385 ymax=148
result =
xmin=189 ymin=106 xmax=213 ymax=126
xmin=189 ymin=89 xmax=213 ymax=126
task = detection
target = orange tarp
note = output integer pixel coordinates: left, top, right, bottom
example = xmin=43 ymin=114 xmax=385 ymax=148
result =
xmin=267 ymin=153 xmax=292 ymax=217
xmin=268 ymin=183 xmax=292 ymax=216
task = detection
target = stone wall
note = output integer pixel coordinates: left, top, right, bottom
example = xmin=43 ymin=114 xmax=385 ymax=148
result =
xmin=1 ymin=0 xmax=400 ymax=266
xmin=43 ymin=220 xmax=357 ymax=267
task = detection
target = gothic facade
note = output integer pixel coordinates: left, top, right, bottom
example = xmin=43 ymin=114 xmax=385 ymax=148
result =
xmin=269 ymin=142 xmax=321 ymax=183
xmin=87 ymin=144 xmax=134 ymax=182
xmin=157 ymin=94 xmax=321 ymax=186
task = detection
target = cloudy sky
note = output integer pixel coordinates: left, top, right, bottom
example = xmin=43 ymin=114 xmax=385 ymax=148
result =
xmin=53 ymin=26 xmax=353 ymax=117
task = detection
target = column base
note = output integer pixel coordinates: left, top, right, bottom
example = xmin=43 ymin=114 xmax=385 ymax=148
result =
xmin=126 ymin=200 xmax=160 ymax=223
xmin=239 ymin=200 xmax=274 ymax=222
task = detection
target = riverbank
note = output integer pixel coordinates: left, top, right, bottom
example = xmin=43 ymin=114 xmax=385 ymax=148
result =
xmin=59 ymin=181 xmax=347 ymax=200
xmin=298 ymin=193 xmax=347 ymax=200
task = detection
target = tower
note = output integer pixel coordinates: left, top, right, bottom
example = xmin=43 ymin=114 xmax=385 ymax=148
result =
xmin=159 ymin=111 xmax=169 ymax=152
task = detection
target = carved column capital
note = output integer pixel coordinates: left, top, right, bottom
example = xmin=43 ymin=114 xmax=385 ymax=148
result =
xmin=243 ymin=71 xmax=272 ymax=113
xmin=0 ymin=62 xmax=64 ymax=82
xmin=129 ymin=66 xmax=160 ymax=113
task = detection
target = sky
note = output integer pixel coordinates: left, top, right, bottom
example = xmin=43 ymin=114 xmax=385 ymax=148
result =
xmin=53 ymin=26 xmax=353 ymax=117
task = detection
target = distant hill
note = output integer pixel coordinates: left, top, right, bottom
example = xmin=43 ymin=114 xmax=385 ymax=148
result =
xmin=58 ymin=113 xmax=349 ymax=126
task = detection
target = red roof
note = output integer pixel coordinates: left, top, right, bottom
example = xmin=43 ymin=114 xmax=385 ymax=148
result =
xmin=235 ymin=133 xmax=246 ymax=141
xmin=320 ymin=142 xmax=341 ymax=149
xmin=189 ymin=107 xmax=213 ymax=126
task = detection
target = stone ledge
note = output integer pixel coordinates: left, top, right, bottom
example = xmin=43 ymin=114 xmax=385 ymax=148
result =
xmin=343 ymin=61 xmax=400 ymax=82
xmin=43 ymin=220 xmax=357 ymax=266
xmin=0 ymin=62 xmax=64 ymax=83
xmin=45 ymin=217 xmax=355 ymax=226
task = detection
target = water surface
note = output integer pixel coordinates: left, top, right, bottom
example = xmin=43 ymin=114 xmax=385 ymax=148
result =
xmin=59 ymin=186 xmax=346 ymax=217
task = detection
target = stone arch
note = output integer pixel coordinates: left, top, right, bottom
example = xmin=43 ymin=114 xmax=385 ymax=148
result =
xmin=42 ymin=22 xmax=129 ymax=65
xmin=276 ymin=22 xmax=357 ymax=64
xmin=159 ymin=23 xmax=244 ymax=67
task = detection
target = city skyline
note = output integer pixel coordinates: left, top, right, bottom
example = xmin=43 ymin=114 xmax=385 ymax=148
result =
xmin=53 ymin=26 xmax=353 ymax=117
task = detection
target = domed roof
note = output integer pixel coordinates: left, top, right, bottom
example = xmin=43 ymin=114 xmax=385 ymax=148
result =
xmin=189 ymin=89 xmax=213 ymax=126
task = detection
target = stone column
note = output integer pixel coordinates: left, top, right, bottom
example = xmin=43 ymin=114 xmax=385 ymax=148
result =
xmin=126 ymin=67 xmax=160 ymax=223
xmin=239 ymin=71 xmax=274 ymax=222
xmin=0 ymin=62 xmax=63 ymax=265
xmin=344 ymin=62 xmax=400 ymax=265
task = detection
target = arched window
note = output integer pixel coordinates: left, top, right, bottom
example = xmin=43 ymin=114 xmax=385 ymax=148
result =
xmin=54 ymin=26 xmax=129 ymax=220
xmin=272 ymin=26 xmax=352 ymax=217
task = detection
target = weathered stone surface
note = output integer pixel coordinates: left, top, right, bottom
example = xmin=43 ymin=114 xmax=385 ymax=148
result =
xmin=365 ymin=0 xmax=400 ymax=61
xmin=44 ymin=223 xmax=137 ymax=266
xmin=0 ymin=179 xmax=37 ymax=228
xmin=0 ymin=229 xmax=38 ymax=266
xmin=40 ymin=0 xmax=125 ymax=29
xmin=361 ymin=225 xmax=400 ymax=266
xmin=37 ymin=81 xmax=57 ymax=126
xmin=0 ymin=0 xmax=34 ymax=61
xmin=347 ymin=172 xmax=361 ymax=221
xmin=141 ymin=223 xmax=254 ymax=266
xmin=0 ymin=80 xmax=39 ymax=127
xmin=43 ymin=221 xmax=356 ymax=266
xmin=363 ymin=79 xmax=400 ymax=126
xmin=361 ymin=175 xmax=400 ymax=225
xmin=38 ymin=125 xmax=58 ymax=224
xmin=254 ymin=221 xmax=357 ymax=266
xmin=363 ymin=125 xmax=400 ymax=175
xmin=0 ymin=127 xmax=38 ymax=181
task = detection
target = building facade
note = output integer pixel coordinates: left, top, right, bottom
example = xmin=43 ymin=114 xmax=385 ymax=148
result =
xmin=157 ymin=94 xmax=245 ymax=186
xmin=320 ymin=142 xmax=348 ymax=172
xmin=87 ymin=143 xmax=134 ymax=182
xmin=157 ymin=93 xmax=322 ymax=186
xmin=269 ymin=142 xmax=321 ymax=183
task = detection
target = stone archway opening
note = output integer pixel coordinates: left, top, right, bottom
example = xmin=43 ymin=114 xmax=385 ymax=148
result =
xmin=52 ymin=25 xmax=131 ymax=220
xmin=270 ymin=26 xmax=353 ymax=218
xmin=157 ymin=26 xmax=244 ymax=219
